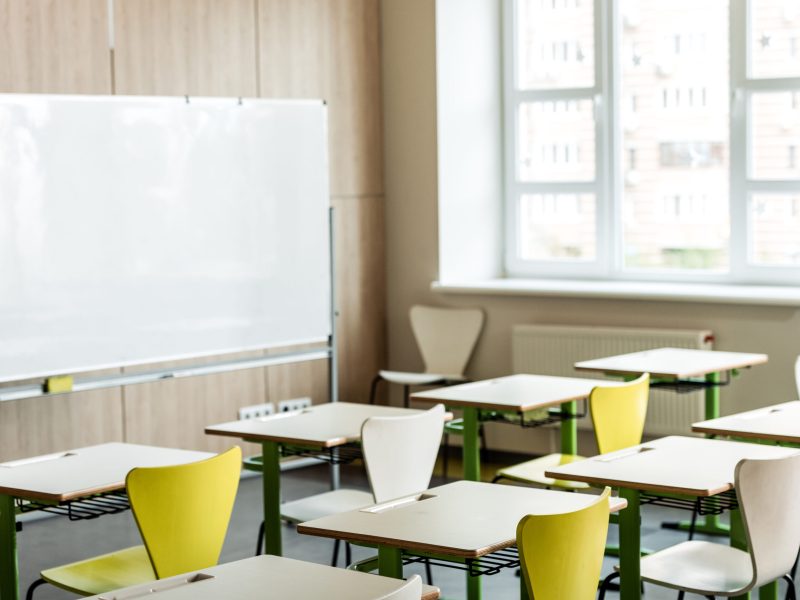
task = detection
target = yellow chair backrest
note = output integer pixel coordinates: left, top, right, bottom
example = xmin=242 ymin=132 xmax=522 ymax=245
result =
xmin=517 ymin=487 xmax=612 ymax=600
xmin=126 ymin=446 xmax=241 ymax=579
xmin=590 ymin=373 xmax=649 ymax=454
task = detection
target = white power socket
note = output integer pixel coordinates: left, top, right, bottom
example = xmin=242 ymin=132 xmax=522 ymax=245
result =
xmin=238 ymin=402 xmax=276 ymax=420
xmin=277 ymin=397 xmax=313 ymax=413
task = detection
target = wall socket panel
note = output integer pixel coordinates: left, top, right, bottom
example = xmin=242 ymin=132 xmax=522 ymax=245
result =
xmin=238 ymin=402 xmax=276 ymax=421
xmin=278 ymin=397 xmax=313 ymax=413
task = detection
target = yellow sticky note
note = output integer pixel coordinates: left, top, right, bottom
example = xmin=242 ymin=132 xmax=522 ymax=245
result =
xmin=45 ymin=375 xmax=74 ymax=393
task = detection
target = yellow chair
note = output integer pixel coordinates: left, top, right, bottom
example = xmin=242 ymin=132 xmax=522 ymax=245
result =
xmin=26 ymin=447 xmax=241 ymax=599
xmin=517 ymin=487 xmax=612 ymax=600
xmin=493 ymin=374 xmax=649 ymax=488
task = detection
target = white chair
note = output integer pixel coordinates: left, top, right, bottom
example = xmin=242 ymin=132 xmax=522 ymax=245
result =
xmin=599 ymin=453 xmax=800 ymax=600
xmin=369 ymin=305 xmax=485 ymax=407
xmin=279 ymin=404 xmax=446 ymax=571
xmin=379 ymin=575 xmax=422 ymax=600
xmin=795 ymin=355 xmax=800 ymax=399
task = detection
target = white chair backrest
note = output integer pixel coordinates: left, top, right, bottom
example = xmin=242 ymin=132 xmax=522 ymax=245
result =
xmin=361 ymin=404 xmax=445 ymax=503
xmin=409 ymin=305 xmax=484 ymax=377
xmin=377 ymin=575 xmax=422 ymax=600
xmin=795 ymin=355 xmax=800 ymax=400
xmin=736 ymin=453 xmax=800 ymax=589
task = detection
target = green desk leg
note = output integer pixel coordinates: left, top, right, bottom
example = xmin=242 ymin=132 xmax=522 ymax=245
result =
xmin=462 ymin=406 xmax=481 ymax=482
xmin=664 ymin=372 xmax=731 ymax=537
xmin=377 ymin=546 xmax=403 ymax=579
xmin=261 ymin=441 xmax=282 ymax=556
xmin=618 ymin=488 xmax=641 ymax=600
xmin=560 ymin=400 xmax=578 ymax=455
xmin=0 ymin=494 xmax=19 ymax=600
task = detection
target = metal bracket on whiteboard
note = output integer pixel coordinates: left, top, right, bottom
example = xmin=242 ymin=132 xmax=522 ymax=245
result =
xmin=0 ymin=347 xmax=332 ymax=403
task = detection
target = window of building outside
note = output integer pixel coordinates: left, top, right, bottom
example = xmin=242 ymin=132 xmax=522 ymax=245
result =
xmin=504 ymin=0 xmax=800 ymax=284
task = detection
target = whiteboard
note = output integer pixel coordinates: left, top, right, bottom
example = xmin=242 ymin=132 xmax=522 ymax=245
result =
xmin=0 ymin=94 xmax=331 ymax=384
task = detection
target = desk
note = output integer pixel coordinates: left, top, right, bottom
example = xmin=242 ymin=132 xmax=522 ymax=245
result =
xmin=575 ymin=348 xmax=768 ymax=536
xmin=83 ymin=555 xmax=440 ymax=600
xmin=205 ymin=402 xmax=445 ymax=557
xmin=693 ymin=401 xmax=800 ymax=444
xmin=545 ymin=436 xmax=796 ymax=600
xmin=410 ymin=374 xmax=617 ymax=482
xmin=0 ymin=443 xmax=211 ymax=600
xmin=298 ymin=480 xmax=626 ymax=600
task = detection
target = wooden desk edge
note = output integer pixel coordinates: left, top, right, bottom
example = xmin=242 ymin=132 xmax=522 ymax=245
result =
xmin=575 ymin=355 xmax=768 ymax=380
xmin=204 ymin=427 xmax=345 ymax=448
xmin=691 ymin=425 xmax=800 ymax=445
xmin=410 ymin=395 xmax=586 ymax=413
xmin=0 ymin=482 xmax=125 ymax=504
xmin=542 ymin=471 xmax=731 ymax=497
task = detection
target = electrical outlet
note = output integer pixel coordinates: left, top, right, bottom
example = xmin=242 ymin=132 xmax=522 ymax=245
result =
xmin=238 ymin=402 xmax=275 ymax=420
xmin=277 ymin=397 xmax=313 ymax=413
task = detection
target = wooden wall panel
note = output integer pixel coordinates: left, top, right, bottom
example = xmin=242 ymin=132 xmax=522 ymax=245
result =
xmin=0 ymin=0 xmax=111 ymax=93
xmin=258 ymin=0 xmax=383 ymax=197
xmin=113 ymin=0 xmax=258 ymax=96
xmin=266 ymin=344 xmax=330 ymax=406
xmin=0 ymin=371 xmax=124 ymax=462
xmin=121 ymin=352 xmax=265 ymax=454
xmin=332 ymin=197 xmax=386 ymax=403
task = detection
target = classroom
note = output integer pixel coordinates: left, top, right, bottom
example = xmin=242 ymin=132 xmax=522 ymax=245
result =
xmin=1 ymin=0 xmax=800 ymax=599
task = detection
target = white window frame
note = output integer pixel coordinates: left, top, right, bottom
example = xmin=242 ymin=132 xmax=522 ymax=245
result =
xmin=503 ymin=0 xmax=800 ymax=285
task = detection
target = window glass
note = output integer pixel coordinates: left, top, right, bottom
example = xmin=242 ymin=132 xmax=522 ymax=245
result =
xmin=750 ymin=194 xmax=800 ymax=265
xmin=516 ymin=0 xmax=595 ymax=89
xmin=749 ymin=0 xmax=800 ymax=79
xmin=519 ymin=194 xmax=596 ymax=260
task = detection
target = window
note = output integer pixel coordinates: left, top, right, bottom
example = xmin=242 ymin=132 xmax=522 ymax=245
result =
xmin=504 ymin=0 xmax=800 ymax=284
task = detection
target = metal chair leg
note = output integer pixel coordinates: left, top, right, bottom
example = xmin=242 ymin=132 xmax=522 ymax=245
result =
xmin=598 ymin=572 xmax=620 ymax=600
xmin=403 ymin=385 xmax=410 ymax=408
xmin=331 ymin=539 xmax=341 ymax=567
xmin=26 ymin=578 xmax=47 ymax=600
xmin=255 ymin=520 xmax=265 ymax=556
xmin=677 ymin=592 xmax=685 ymax=600
xmin=345 ymin=542 xmax=352 ymax=566
xmin=687 ymin=498 xmax=700 ymax=541
xmin=425 ymin=558 xmax=434 ymax=585
xmin=785 ymin=573 xmax=797 ymax=600
xmin=368 ymin=375 xmax=382 ymax=405
xmin=443 ymin=433 xmax=450 ymax=479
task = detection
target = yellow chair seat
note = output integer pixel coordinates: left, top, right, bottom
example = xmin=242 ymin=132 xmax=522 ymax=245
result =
xmin=495 ymin=453 xmax=589 ymax=490
xmin=41 ymin=545 xmax=155 ymax=597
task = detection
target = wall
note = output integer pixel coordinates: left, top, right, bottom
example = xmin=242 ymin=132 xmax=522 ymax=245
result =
xmin=381 ymin=0 xmax=800 ymax=456
xmin=0 ymin=0 xmax=385 ymax=460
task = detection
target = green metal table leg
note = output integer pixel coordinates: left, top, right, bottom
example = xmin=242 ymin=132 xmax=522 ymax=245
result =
xmin=618 ymin=488 xmax=641 ymax=600
xmin=261 ymin=441 xmax=282 ymax=556
xmin=0 ymin=494 xmax=19 ymax=600
xmin=560 ymin=400 xmax=578 ymax=455
xmin=462 ymin=407 xmax=481 ymax=482
xmin=466 ymin=569 xmax=482 ymax=600
xmin=663 ymin=372 xmax=731 ymax=536
xmin=377 ymin=546 xmax=403 ymax=579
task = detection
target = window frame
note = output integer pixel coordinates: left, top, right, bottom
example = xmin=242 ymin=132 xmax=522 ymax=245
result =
xmin=503 ymin=0 xmax=800 ymax=285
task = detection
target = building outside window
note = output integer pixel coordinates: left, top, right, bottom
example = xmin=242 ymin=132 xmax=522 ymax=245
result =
xmin=505 ymin=0 xmax=800 ymax=282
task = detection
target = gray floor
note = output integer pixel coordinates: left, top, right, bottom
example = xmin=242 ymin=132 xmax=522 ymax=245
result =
xmin=15 ymin=463 xmax=794 ymax=599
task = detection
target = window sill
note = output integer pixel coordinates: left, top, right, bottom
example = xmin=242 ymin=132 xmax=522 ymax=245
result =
xmin=432 ymin=278 xmax=800 ymax=307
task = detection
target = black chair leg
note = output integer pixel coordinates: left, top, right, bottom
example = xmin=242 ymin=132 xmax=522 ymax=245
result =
xmin=785 ymin=573 xmax=797 ymax=600
xmin=368 ymin=375 xmax=382 ymax=405
xmin=425 ymin=558 xmax=434 ymax=585
xmin=677 ymin=592 xmax=685 ymax=600
xmin=443 ymin=433 xmax=450 ymax=480
xmin=345 ymin=542 xmax=352 ymax=566
xmin=26 ymin=578 xmax=47 ymax=600
xmin=687 ymin=498 xmax=700 ymax=541
xmin=255 ymin=520 xmax=265 ymax=556
xmin=331 ymin=539 xmax=341 ymax=567
xmin=403 ymin=385 xmax=410 ymax=408
xmin=598 ymin=572 xmax=620 ymax=600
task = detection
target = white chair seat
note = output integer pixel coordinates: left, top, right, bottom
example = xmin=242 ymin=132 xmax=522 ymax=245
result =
xmin=280 ymin=489 xmax=374 ymax=524
xmin=378 ymin=370 xmax=465 ymax=386
xmin=495 ymin=453 xmax=589 ymax=490
xmin=629 ymin=540 xmax=753 ymax=596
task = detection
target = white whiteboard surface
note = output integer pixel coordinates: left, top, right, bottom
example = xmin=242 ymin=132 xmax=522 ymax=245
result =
xmin=0 ymin=94 xmax=331 ymax=384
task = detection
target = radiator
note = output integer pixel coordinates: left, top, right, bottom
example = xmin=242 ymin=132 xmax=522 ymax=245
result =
xmin=512 ymin=324 xmax=713 ymax=436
